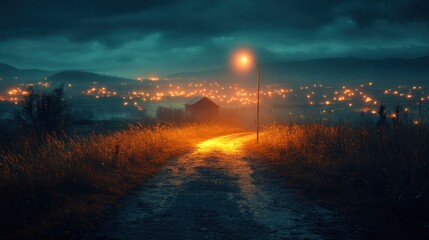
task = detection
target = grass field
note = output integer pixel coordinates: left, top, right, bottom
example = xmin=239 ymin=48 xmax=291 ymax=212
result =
xmin=245 ymin=123 xmax=429 ymax=238
xmin=0 ymin=121 xmax=241 ymax=239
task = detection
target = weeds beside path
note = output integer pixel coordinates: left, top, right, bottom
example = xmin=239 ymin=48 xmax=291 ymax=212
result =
xmin=0 ymin=122 xmax=241 ymax=240
xmin=245 ymin=123 xmax=429 ymax=239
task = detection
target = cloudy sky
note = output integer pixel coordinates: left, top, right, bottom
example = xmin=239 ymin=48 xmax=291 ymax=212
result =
xmin=1 ymin=0 xmax=429 ymax=77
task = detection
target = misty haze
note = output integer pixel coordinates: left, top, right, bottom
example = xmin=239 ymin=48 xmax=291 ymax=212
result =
xmin=1 ymin=1 xmax=429 ymax=240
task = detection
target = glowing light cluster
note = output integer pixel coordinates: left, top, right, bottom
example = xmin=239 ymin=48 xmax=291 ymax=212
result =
xmin=231 ymin=48 xmax=255 ymax=72
xmin=3 ymin=76 xmax=428 ymax=118
xmin=84 ymin=87 xmax=117 ymax=98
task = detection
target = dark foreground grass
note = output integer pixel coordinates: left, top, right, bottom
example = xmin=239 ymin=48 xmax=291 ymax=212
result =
xmin=0 ymin=122 xmax=241 ymax=240
xmin=245 ymin=123 xmax=429 ymax=239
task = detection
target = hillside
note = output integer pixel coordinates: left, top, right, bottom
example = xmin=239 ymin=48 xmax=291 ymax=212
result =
xmin=168 ymin=56 xmax=429 ymax=86
xmin=0 ymin=63 xmax=52 ymax=87
xmin=48 ymin=71 xmax=130 ymax=84
xmin=0 ymin=63 xmax=19 ymax=76
xmin=2 ymin=56 xmax=429 ymax=90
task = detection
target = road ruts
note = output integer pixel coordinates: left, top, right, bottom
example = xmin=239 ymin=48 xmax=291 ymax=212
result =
xmin=93 ymin=133 xmax=357 ymax=240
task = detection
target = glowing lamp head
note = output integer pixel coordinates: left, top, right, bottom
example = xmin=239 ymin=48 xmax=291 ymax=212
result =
xmin=231 ymin=48 xmax=254 ymax=72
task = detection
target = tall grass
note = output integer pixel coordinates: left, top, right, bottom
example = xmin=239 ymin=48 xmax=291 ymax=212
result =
xmin=0 ymin=121 xmax=241 ymax=239
xmin=246 ymin=123 xmax=429 ymax=238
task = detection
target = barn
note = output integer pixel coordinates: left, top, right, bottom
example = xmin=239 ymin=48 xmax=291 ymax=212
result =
xmin=184 ymin=97 xmax=220 ymax=120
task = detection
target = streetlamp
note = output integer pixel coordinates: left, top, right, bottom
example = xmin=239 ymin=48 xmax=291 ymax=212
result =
xmin=238 ymin=55 xmax=261 ymax=143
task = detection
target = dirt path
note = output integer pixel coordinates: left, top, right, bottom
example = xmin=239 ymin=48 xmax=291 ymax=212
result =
xmin=94 ymin=133 xmax=357 ymax=239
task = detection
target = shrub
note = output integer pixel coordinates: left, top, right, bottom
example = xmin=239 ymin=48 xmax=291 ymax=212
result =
xmin=14 ymin=85 xmax=70 ymax=138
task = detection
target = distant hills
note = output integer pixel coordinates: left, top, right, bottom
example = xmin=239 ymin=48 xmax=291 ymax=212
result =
xmin=169 ymin=56 xmax=429 ymax=86
xmin=0 ymin=63 xmax=19 ymax=76
xmin=1 ymin=56 xmax=429 ymax=89
xmin=49 ymin=71 xmax=130 ymax=84
xmin=0 ymin=64 xmax=133 ymax=89
xmin=0 ymin=63 xmax=131 ymax=84
xmin=0 ymin=63 xmax=52 ymax=82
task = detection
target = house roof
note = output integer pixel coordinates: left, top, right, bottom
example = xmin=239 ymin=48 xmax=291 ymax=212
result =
xmin=185 ymin=96 xmax=220 ymax=109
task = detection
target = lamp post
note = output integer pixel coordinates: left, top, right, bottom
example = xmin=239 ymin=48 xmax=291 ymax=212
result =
xmin=240 ymin=56 xmax=261 ymax=143
xmin=255 ymin=60 xmax=261 ymax=143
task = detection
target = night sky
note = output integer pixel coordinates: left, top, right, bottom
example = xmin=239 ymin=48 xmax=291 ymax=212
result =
xmin=1 ymin=0 xmax=429 ymax=77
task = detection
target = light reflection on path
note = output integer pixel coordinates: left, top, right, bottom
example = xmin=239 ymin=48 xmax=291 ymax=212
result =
xmin=94 ymin=133 xmax=356 ymax=239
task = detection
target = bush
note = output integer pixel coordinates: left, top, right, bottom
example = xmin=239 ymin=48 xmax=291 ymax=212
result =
xmin=14 ymin=85 xmax=70 ymax=138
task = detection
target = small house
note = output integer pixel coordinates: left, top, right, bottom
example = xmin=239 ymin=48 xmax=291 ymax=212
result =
xmin=184 ymin=97 xmax=220 ymax=120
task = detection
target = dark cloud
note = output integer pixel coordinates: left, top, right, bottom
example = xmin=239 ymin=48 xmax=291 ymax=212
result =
xmin=1 ymin=0 xmax=428 ymax=76
xmin=2 ymin=0 xmax=428 ymax=42
xmin=0 ymin=0 xmax=179 ymax=40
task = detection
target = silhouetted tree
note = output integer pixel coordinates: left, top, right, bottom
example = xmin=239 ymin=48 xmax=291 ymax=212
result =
xmin=15 ymin=85 xmax=70 ymax=138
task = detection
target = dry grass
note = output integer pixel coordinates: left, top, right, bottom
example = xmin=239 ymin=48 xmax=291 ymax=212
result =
xmin=246 ymin=123 xmax=429 ymax=238
xmin=0 ymin=121 xmax=241 ymax=239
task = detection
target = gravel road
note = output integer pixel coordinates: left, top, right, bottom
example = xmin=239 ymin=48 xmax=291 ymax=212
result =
xmin=93 ymin=132 xmax=357 ymax=240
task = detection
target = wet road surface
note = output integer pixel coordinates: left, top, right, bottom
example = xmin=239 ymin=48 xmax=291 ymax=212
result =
xmin=94 ymin=133 xmax=356 ymax=239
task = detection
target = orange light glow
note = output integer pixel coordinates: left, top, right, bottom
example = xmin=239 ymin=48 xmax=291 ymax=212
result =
xmin=196 ymin=132 xmax=255 ymax=154
xmin=231 ymin=48 xmax=254 ymax=72
xmin=148 ymin=76 xmax=160 ymax=81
